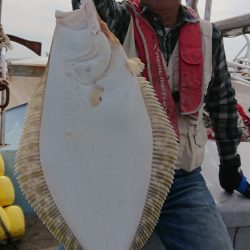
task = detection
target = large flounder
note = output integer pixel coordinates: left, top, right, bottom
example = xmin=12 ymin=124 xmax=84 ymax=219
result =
xmin=15 ymin=0 xmax=179 ymax=249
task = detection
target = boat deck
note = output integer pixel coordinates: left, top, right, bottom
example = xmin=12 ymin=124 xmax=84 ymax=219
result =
xmin=16 ymin=216 xmax=58 ymax=250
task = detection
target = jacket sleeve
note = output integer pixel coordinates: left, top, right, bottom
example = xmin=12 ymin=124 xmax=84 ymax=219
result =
xmin=71 ymin=0 xmax=131 ymax=43
xmin=204 ymin=24 xmax=242 ymax=161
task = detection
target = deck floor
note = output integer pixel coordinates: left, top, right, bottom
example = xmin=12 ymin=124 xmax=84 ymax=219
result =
xmin=17 ymin=215 xmax=58 ymax=250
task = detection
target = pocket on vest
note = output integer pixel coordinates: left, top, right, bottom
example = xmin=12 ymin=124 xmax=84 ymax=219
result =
xmin=194 ymin=125 xmax=207 ymax=167
xmin=179 ymin=48 xmax=203 ymax=91
xmin=180 ymin=48 xmax=203 ymax=65
xmin=177 ymin=124 xmax=207 ymax=171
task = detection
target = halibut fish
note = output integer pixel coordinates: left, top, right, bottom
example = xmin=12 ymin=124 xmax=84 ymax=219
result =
xmin=15 ymin=0 xmax=178 ymax=249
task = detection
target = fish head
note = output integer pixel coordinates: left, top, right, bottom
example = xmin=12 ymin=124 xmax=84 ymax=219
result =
xmin=54 ymin=0 xmax=112 ymax=86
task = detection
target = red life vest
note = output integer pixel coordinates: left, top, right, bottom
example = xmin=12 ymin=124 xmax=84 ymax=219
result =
xmin=127 ymin=0 xmax=203 ymax=136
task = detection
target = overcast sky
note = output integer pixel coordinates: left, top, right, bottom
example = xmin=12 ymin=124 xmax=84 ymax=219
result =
xmin=2 ymin=0 xmax=250 ymax=60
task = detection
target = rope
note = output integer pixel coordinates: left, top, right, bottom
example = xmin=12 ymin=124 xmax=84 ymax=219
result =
xmin=0 ymin=78 xmax=10 ymax=109
xmin=0 ymin=215 xmax=11 ymax=240
xmin=0 ymin=24 xmax=11 ymax=49
xmin=0 ymin=216 xmax=19 ymax=250
xmin=0 ymin=242 xmax=18 ymax=250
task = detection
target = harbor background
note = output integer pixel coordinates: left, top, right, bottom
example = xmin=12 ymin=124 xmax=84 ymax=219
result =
xmin=1 ymin=0 xmax=250 ymax=61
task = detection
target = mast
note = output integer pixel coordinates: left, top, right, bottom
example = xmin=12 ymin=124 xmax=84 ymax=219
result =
xmin=185 ymin=0 xmax=199 ymax=14
xmin=185 ymin=0 xmax=213 ymax=21
xmin=0 ymin=0 xmax=10 ymax=146
xmin=204 ymin=0 xmax=212 ymax=21
xmin=0 ymin=0 xmax=2 ymax=23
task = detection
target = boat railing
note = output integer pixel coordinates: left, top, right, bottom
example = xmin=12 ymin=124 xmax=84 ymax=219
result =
xmin=234 ymin=58 xmax=250 ymax=65
xmin=226 ymin=34 xmax=250 ymax=85
xmin=227 ymin=60 xmax=250 ymax=85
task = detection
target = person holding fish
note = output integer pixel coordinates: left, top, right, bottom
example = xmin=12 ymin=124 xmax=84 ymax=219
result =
xmin=58 ymin=0 xmax=250 ymax=249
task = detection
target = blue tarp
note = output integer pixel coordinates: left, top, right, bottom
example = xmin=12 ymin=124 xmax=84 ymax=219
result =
xmin=5 ymin=104 xmax=27 ymax=150
xmin=1 ymin=104 xmax=34 ymax=214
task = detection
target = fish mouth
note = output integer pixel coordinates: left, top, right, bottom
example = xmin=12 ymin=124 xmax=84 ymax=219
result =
xmin=55 ymin=27 xmax=112 ymax=86
xmin=53 ymin=6 xmax=113 ymax=86
xmin=55 ymin=9 xmax=89 ymax=30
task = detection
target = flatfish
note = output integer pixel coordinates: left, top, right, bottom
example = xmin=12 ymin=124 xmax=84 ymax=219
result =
xmin=15 ymin=0 xmax=178 ymax=249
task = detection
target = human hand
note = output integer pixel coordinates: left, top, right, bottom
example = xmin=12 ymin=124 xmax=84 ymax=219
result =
xmin=219 ymin=154 xmax=250 ymax=198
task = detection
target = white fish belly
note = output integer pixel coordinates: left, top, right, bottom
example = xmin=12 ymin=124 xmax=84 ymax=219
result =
xmin=39 ymin=23 xmax=153 ymax=250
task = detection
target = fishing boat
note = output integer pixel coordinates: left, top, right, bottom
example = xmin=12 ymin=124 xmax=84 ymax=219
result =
xmin=0 ymin=0 xmax=249 ymax=249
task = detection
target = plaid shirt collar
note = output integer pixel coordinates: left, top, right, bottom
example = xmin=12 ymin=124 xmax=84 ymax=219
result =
xmin=139 ymin=4 xmax=199 ymax=28
xmin=137 ymin=4 xmax=200 ymax=64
